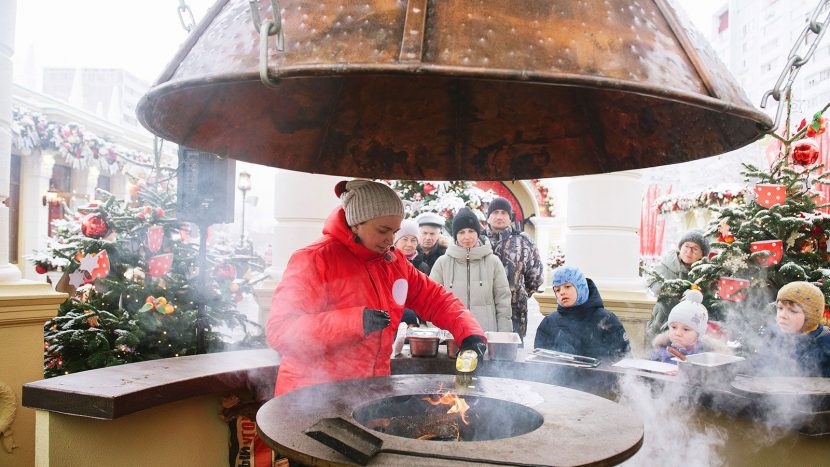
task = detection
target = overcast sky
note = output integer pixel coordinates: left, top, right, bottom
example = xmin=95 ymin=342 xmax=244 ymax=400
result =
xmin=12 ymin=0 xmax=725 ymax=84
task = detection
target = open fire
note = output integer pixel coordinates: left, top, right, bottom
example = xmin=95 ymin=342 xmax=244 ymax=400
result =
xmin=363 ymin=388 xmax=472 ymax=441
xmin=356 ymin=390 xmax=543 ymax=443
xmin=422 ymin=392 xmax=470 ymax=425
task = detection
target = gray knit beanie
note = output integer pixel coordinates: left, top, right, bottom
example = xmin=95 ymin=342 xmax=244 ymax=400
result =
xmin=677 ymin=229 xmax=710 ymax=256
xmin=335 ymin=179 xmax=404 ymax=226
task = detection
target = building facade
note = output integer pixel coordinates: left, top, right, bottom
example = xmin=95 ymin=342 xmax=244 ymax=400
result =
xmin=709 ymin=0 xmax=829 ymax=120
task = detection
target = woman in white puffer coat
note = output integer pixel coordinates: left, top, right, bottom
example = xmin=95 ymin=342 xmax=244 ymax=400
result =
xmin=430 ymin=207 xmax=512 ymax=332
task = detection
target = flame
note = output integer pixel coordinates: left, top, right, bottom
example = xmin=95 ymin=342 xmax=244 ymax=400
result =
xmin=422 ymin=392 xmax=470 ymax=425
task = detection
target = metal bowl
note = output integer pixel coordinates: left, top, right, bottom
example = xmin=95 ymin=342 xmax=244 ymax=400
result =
xmin=676 ymin=352 xmax=746 ymax=386
xmin=408 ymin=336 xmax=439 ymax=358
xmin=485 ymin=332 xmax=522 ymax=361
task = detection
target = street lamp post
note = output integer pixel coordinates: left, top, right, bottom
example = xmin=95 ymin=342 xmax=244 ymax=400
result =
xmin=237 ymin=171 xmax=251 ymax=252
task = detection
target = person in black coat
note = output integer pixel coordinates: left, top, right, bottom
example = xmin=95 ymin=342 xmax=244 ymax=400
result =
xmin=534 ymin=266 xmax=630 ymax=361
xmin=415 ymin=211 xmax=448 ymax=273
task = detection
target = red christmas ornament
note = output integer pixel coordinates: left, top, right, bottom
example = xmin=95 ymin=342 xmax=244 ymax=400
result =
xmin=792 ymin=138 xmax=820 ymax=166
xmin=35 ymin=264 xmax=48 ymax=274
xmin=750 ymin=240 xmax=783 ymax=267
xmin=234 ymin=293 xmax=244 ymax=302
xmin=81 ymin=214 xmax=109 ymax=238
xmin=717 ymin=277 xmax=750 ymax=302
xmin=717 ymin=235 xmax=735 ymax=244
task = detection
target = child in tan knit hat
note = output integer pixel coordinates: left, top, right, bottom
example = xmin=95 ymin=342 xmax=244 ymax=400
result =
xmin=754 ymin=281 xmax=830 ymax=377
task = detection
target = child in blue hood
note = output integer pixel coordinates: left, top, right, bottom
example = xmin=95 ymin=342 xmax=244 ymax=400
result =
xmin=534 ymin=266 xmax=630 ymax=361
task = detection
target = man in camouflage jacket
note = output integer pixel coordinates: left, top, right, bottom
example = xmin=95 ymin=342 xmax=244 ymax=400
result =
xmin=482 ymin=197 xmax=544 ymax=341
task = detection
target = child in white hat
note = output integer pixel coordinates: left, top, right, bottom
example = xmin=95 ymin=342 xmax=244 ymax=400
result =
xmin=650 ymin=289 xmax=728 ymax=363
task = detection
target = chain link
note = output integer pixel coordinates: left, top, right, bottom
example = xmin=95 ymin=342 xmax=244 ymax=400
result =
xmin=761 ymin=0 xmax=830 ymax=129
xmin=249 ymin=0 xmax=285 ymax=86
xmin=177 ymin=0 xmax=196 ymax=33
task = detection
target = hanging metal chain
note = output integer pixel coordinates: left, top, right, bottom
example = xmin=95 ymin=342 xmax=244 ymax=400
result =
xmin=249 ymin=0 xmax=285 ymax=87
xmin=761 ymin=0 xmax=830 ymax=130
xmin=177 ymin=0 xmax=196 ymax=33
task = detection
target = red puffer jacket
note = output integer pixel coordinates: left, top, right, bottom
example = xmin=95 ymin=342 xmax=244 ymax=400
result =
xmin=267 ymin=207 xmax=485 ymax=395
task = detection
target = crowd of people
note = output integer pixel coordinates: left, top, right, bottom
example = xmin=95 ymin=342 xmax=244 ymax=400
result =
xmin=646 ymin=229 xmax=830 ymax=377
xmin=265 ymin=180 xmax=829 ymax=396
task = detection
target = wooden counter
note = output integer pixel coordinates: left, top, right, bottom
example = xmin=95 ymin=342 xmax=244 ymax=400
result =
xmin=22 ymin=349 xmax=279 ymax=419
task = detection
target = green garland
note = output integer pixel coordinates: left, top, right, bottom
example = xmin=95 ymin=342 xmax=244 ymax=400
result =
xmin=11 ymin=106 xmax=156 ymax=175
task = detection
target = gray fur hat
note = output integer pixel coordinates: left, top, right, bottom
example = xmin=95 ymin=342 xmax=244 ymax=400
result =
xmin=416 ymin=211 xmax=445 ymax=228
xmin=677 ymin=229 xmax=710 ymax=256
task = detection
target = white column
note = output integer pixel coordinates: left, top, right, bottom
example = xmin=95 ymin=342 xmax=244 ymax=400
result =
xmin=67 ymin=167 xmax=93 ymax=207
xmin=18 ymin=152 xmax=55 ymax=279
xmin=86 ymin=166 xmax=100 ymax=200
xmin=253 ymin=169 xmax=340 ymax=325
xmin=270 ymin=169 xmax=341 ymax=278
xmin=565 ymin=172 xmax=644 ymax=290
xmin=564 ymin=171 xmax=655 ymax=354
xmin=532 ymin=216 xmax=557 ymax=285
xmin=0 ymin=0 xmax=21 ymax=282
xmin=109 ymin=172 xmax=127 ymax=200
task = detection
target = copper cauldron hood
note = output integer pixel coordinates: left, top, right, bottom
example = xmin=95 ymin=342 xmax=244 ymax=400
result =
xmin=137 ymin=0 xmax=772 ymax=180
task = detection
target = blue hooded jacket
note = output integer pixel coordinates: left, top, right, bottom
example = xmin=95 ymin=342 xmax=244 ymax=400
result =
xmin=534 ymin=278 xmax=630 ymax=361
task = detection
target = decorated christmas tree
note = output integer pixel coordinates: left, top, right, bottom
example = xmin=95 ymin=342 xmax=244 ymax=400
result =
xmin=384 ymin=180 xmax=496 ymax=230
xmin=658 ymin=101 xmax=830 ymax=347
xmin=32 ymin=165 xmax=265 ymax=378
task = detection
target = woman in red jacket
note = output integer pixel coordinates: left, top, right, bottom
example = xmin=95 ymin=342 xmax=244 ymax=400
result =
xmin=267 ymin=179 xmax=487 ymax=395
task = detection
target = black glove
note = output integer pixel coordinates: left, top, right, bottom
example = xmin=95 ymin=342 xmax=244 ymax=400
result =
xmin=459 ymin=334 xmax=488 ymax=361
xmin=363 ymin=308 xmax=391 ymax=335
xmin=401 ymin=309 xmax=420 ymax=327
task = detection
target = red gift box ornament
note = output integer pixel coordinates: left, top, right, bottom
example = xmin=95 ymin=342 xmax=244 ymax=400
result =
xmin=147 ymin=253 xmax=173 ymax=278
xmin=89 ymin=250 xmax=110 ymax=280
xmin=146 ymin=225 xmax=165 ymax=253
xmin=750 ymin=240 xmax=783 ymax=266
xmin=753 ymin=184 xmax=786 ymax=208
xmin=717 ymin=277 xmax=750 ymax=302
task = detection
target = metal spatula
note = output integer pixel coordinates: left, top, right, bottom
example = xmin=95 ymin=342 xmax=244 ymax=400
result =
xmin=304 ymin=417 xmax=547 ymax=466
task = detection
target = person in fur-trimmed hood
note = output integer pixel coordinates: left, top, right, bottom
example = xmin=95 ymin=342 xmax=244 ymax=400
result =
xmin=650 ymin=289 xmax=729 ymax=363
xmin=430 ymin=207 xmax=512 ymax=333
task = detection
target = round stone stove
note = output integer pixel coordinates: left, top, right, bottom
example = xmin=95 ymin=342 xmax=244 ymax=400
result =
xmin=257 ymin=375 xmax=643 ymax=466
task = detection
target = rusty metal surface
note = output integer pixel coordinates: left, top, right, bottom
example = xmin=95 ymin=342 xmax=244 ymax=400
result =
xmin=138 ymin=0 xmax=772 ymax=180
xmin=256 ymin=374 xmax=643 ymax=466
